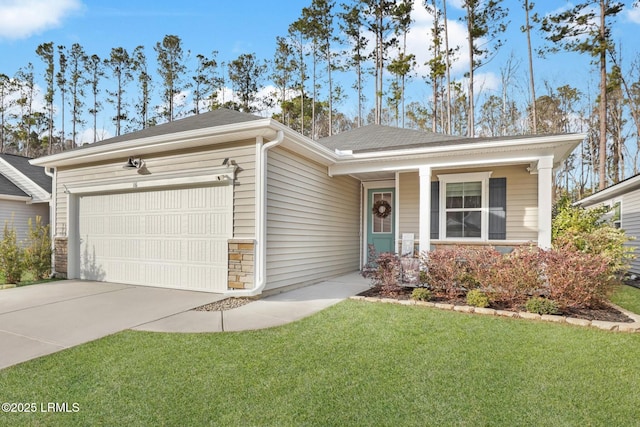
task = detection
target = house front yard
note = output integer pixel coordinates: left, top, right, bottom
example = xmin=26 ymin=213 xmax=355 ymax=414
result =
xmin=1 ymin=299 xmax=639 ymax=426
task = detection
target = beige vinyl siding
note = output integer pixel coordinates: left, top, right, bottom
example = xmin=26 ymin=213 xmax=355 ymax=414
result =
xmin=0 ymin=200 xmax=49 ymax=245
xmin=265 ymin=146 xmax=360 ymax=290
xmin=54 ymin=140 xmax=256 ymax=239
xmin=397 ymin=165 xmax=538 ymax=242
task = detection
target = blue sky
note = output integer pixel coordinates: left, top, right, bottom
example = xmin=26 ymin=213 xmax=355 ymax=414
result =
xmin=1 ymin=0 xmax=640 ymax=142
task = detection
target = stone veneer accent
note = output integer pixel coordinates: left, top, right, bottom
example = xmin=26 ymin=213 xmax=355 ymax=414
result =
xmin=228 ymin=239 xmax=255 ymax=290
xmin=54 ymin=237 xmax=68 ymax=278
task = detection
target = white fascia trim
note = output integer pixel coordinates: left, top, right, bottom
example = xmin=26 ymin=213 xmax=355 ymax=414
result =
xmin=65 ymin=165 xmax=236 ymax=195
xmin=271 ymin=121 xmax=338 ymax=166
xmin=30 ymin=119 xmax=277 ymax=167
xmin=330 ymin=154 xmax=548 ymax=177
xmin=0 ymin=194 xmax=31 ymax=202
xmin=338 ymin=133 xmax=586 ymax=160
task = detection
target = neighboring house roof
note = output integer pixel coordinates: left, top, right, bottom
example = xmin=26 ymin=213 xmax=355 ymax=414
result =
xmin=0 ymin=174 xmax=26 ymax=197
xmin=0 ymin=153 xmax=52 ymax=201
xmin=576 ymin=173 xmax=640 ymax=206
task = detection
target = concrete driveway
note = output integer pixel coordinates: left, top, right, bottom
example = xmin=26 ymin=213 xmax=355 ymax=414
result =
xmin=0 ymin=281 xmax=224 ymax=370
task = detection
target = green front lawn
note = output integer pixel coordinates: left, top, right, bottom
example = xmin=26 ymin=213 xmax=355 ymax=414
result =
xmin=1 ymin=301 xmax=639 ymax=426
xmin=611 ymin=284 xmax=640 ymax=314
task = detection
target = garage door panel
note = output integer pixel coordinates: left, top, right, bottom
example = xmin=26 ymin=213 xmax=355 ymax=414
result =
xmin=78 ymin=184 xmax=231 ymax=292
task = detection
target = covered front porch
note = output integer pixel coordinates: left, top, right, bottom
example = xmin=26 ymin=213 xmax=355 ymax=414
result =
xmin=350 ymin=158 xmax=553 ymax=267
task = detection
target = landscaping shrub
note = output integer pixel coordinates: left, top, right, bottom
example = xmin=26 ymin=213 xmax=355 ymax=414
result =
xmin=23 ymin=216 xmax=52 ymax=280
xmin=420 ymin=246 xmax=500 ymax=297
xmin=543 ymin=244 xmax=616 ymax=309
xmin=552 ymin=196 xmax=633 ymax=276
xmin=411 ymin=288 xmax=432 ymax=301
xmin=525 ymin=297 xmax=559 ymax=315
xmin=0 ymin=222 xmax=24 ymax=284
xmin=466 ymin=289 xmax=489 ymax=308
xmin=476 ymin=246 xmax=544 ymax=306
xmin=371 ymin=252 xmax=402 ymax=296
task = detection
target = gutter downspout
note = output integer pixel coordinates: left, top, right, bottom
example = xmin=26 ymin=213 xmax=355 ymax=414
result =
xmin=44 ymin=167 xmax=56 ymax=277
xmin=226 ymin=130 xmax=284 ymax=297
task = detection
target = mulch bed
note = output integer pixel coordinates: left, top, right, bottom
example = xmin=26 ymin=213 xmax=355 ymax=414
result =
xmin=358 ymin=286 xmax=633 ymax=323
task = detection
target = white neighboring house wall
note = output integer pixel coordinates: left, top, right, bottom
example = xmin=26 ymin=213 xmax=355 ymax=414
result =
xmin=0 ymin=156 xmax=51 ymax=246
xmin=0 ymin=197 xmax=50 ymax=245
xmin=577 ymin=175 xmax=640 ymax=275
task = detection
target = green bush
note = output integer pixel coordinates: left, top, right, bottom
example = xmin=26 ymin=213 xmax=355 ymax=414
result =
xmin=552 ymin=196 xmax=633 ymax=276
xmin=23 ymin=216 xmax=52 ymax=280
xmin=411 ymin=288 xmax=432 ymax=301
xmin=525 ymin=297 xmax=559 ymax=315
xmin=0 ymin=221 xmax=24 ymax=284
xmin=466 ymin=289 xmax=489 ymax=308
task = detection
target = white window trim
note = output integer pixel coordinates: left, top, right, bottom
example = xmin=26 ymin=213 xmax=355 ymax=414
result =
xmin=437 ymin=171 xmax=492 ymax=241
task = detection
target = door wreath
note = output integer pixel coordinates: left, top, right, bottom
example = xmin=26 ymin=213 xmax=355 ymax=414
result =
xmin=372 ymin=199 xmax=392 ymax=219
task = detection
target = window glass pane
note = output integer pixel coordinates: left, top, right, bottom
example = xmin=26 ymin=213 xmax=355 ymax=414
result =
xmin=463 ymin=182 xmax=482 ymax=208
xmin=446 ymin=212 xmax=463 ymax=237
xmin=463 ymin=211 xmax=482 ymax=237
xmin=446 ymin=183 xmax=463 ymax=208
xmin=372 ymin=192 xmax=392 ymax=233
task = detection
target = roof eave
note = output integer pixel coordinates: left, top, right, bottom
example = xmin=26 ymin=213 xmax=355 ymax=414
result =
xmin=30 ymin=119 xmax=278 ymax=168
xmin=576 ymin=174 xmax=640 ymax=206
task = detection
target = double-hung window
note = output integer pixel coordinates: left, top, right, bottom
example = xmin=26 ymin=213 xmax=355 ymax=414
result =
xmin=438 ymin=172 xmax=492 ymax=240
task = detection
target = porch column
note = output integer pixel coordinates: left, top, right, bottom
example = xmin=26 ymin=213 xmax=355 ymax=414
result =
xmin=419 ymin=165 xmax=432 ymax=253
xmin=537 ymin=156 xmax=554 ymax=249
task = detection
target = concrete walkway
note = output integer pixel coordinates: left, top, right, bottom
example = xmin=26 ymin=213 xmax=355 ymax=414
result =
xmin=135 ymin=272 xmax=371 ymax=332
xmin=0 ymin=272 xmax=370 ymax=369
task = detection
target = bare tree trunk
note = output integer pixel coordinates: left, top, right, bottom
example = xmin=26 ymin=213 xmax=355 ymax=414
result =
xmin=598 ymin=0 xmax=607 ymax=190
xmin=443 ymin=0 xmax=452 ymax=134
xmin=525 ymin=0 xmax=537 ymax=134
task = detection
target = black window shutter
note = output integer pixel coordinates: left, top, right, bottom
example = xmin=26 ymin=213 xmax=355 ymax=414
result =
xmin=489 ymin=177 xmax=507 ymax=240
xmin=430 ymin=181 xmax=439 ymax=239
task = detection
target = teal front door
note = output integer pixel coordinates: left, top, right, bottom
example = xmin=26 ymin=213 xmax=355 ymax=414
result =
xmin=367 ymin=188 xmax=395 ymax=255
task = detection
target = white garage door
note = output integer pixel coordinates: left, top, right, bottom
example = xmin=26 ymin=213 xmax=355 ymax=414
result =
xmin=78 ymin=184 xmax=231 ymax=292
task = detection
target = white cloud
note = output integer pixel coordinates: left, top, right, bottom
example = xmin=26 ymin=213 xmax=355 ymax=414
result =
xmin=0 ymin=0 xmax=82 ymax=40
xmin=626 ymin=6 xmax=640 ymax=24
xmin=405 ymin=3 xmax=470 ymax=79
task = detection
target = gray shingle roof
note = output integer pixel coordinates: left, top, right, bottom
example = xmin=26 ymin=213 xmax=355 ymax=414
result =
xmin=317 ymin=124 xmax=554 ymax=153
xmin=79 ymin=109 xmax=264 ymax=149
xmin=0 ymin=173 xmax=27 ymax=197
xmin=0 ymin=153 xmax=52 ymax=193
xmin=317 ymin=124 xmax=471 ymax=153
